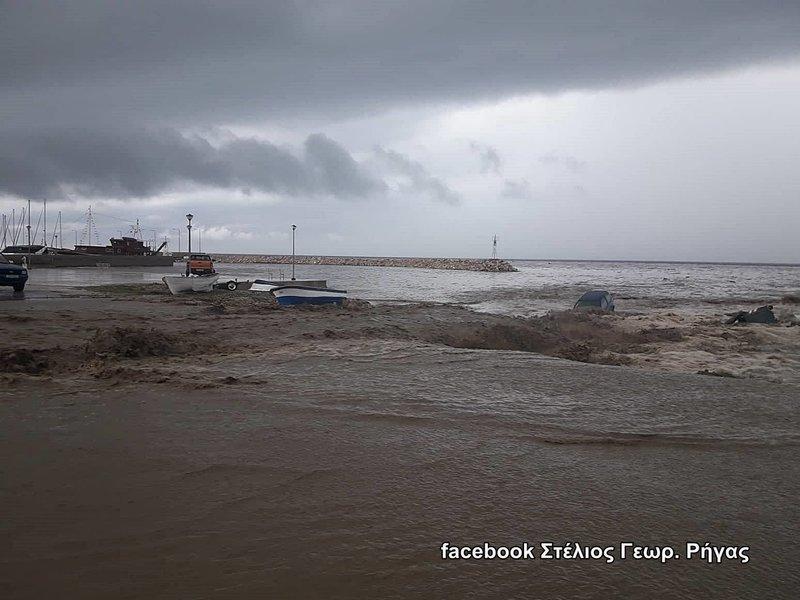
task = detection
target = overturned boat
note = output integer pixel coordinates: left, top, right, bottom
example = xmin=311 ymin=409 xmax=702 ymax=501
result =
xmin=270 ymin=285 xmax=347 ymax=306
xmin=162 ymin=274 xmax=219 ymax=295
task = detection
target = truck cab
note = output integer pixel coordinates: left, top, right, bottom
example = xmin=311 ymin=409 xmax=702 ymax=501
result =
xmin=187 ymin=253 xmax=215 ymax=275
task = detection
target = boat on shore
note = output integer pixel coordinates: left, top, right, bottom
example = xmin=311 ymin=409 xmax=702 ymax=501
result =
xmin=270 ymin=285 xmax=347 ymax=306
xmin=2 ymin=237 xmax=174 ymax=268
xmin=246 ymin=278 xmax=328 ymax=292
xmin=162 ymin=274 xmax=219 ymax=295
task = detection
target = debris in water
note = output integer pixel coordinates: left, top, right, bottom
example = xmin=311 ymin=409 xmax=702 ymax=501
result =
xmin=725 ymin=305 xmax=778 ymax=325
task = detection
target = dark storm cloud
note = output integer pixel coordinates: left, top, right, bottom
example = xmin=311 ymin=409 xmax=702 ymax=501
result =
xmin=374 ymin=148 xmax=461 ymax=205
xmin=2 ymin=1 xmax=799 ymax=127
xmin=304 ymin=134 xmax=384 ymax=197
xmin=0 ymin=128 xmax=383 ymax=199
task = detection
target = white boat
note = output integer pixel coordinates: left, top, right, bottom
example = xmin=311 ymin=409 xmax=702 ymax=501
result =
xmin=270 ymin=285 xmax=347 ymax=306
xmin=162 ymin=274 xmax=219 ymax=295
xmin=248 ymin=279 xmax=328 ymax=293
xmin=249 ymin=280 xmax=278 ymax=293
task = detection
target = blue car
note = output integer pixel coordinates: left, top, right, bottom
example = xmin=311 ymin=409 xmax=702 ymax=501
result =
xmin=0 ymin=253 xmax=28 ymax=292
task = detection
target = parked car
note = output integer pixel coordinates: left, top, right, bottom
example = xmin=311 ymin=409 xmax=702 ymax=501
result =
xmin=186 ymin=253 xmax=215 ymax=275
xmin=0 ymin=253 xmax=28 ymax=292
xmin=573 ymin=290 xmax=615 ymax=311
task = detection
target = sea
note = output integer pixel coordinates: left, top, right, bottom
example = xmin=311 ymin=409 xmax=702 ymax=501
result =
xmin=19 ymin=258 xmax=800 ymax=317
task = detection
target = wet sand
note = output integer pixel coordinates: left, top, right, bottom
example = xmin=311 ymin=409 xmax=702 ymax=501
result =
xmin=2 ymin=286 xmax=799 ymax=598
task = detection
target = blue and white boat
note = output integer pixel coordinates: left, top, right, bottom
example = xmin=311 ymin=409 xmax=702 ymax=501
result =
xmin=270 ymin=285 xmax=347 ymax=306
xmin=249 ymin=278 xmax=327 ymax=292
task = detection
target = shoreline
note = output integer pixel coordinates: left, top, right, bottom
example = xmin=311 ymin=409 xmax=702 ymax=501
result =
xmin=213 ymin=254 xmax=517 ymax=272
xmin=3 ymin=283 xmax=799 ymax=384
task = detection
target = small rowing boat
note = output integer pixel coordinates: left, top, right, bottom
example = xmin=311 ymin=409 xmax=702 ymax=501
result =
xmin=270 ymin=285 xmax=347 ymax=306
xmin=247 ymin=278 xmax=327 ymax=292
xmin=162 ymin=274 xmax=219 ymax=295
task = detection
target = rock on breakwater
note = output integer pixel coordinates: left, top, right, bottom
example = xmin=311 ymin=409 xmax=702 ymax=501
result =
xmin=212 ymin=254 xmax=518 ymax=272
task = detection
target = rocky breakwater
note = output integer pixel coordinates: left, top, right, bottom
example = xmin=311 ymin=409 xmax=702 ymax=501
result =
xmin=213 ymin=254 xmax=518 ymax=273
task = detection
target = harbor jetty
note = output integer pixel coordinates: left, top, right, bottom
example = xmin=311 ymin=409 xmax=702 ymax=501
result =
xmin=213 ymin=254 xmax=518 ymax=272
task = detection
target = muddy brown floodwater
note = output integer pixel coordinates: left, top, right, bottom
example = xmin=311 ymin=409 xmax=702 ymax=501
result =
xmin=1 ymin=285 xmax=799 ymax=599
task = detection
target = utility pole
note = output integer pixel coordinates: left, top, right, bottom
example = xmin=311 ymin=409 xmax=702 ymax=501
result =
xmin=291 ymin=224 xmax=297 ymax=281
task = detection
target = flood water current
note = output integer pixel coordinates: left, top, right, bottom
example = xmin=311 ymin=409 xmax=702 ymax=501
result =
xmin=3 ymin=259 xmax=799 ymax=598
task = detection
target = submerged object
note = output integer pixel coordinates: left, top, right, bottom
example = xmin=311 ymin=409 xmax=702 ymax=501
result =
xmin=726 ymin=305 xmax=778 ymax=324
xmin=270 ymin=285 xmax=347 ymax=306
xmin=162 ymin=274 xmax=219 ymax=295
xmin=573 ymin=290 xmax=615 ymax=312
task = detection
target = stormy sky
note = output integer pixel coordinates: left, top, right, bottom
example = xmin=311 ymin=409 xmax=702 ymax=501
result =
xmin=1 ymin=1 xmax=799 ymax=262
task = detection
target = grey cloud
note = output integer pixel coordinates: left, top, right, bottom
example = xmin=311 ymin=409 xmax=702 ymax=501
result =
xmin=305 ymin=134 xmax=385 ymax=197
xmin=539 ymin=153 xmax=588 ymax=173
xmin=374 ymin=148 xmax=461 ymax=205
xmin=0 ymin=128 xmax=383 ymax=200
xmin=501 ymin=179 xmax=534 ymax=201
xmin=470 ymin=142 xmax=502 ymax=175
xmin=2 ymin=2 xmax=799 ymax=128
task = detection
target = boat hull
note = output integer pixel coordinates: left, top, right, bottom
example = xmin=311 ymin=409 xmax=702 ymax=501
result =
xmin=162 ymin=274 xmax=219 ymax=295
xmin=253 ymin=279 xmax=327 ymax=288
xmin=4 ymin=253 xmax=174 ymax=268
xmin=270 ymin=285 xmax=347 ymax=306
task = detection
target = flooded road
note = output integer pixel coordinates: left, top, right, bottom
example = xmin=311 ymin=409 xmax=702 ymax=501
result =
xmin=2 ymin=265 xmax=799 ymax=598
xmin=3 ymin=342 xmax=798 ymax=599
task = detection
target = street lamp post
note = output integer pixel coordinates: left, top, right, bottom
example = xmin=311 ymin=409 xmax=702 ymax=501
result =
xmin=26 ymin=198 xmax=31 ymax=267
xmin=185 ymin=213 xmax=193 ymax=276
xmin=291 ymin=224 xmax=297 ymax=281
